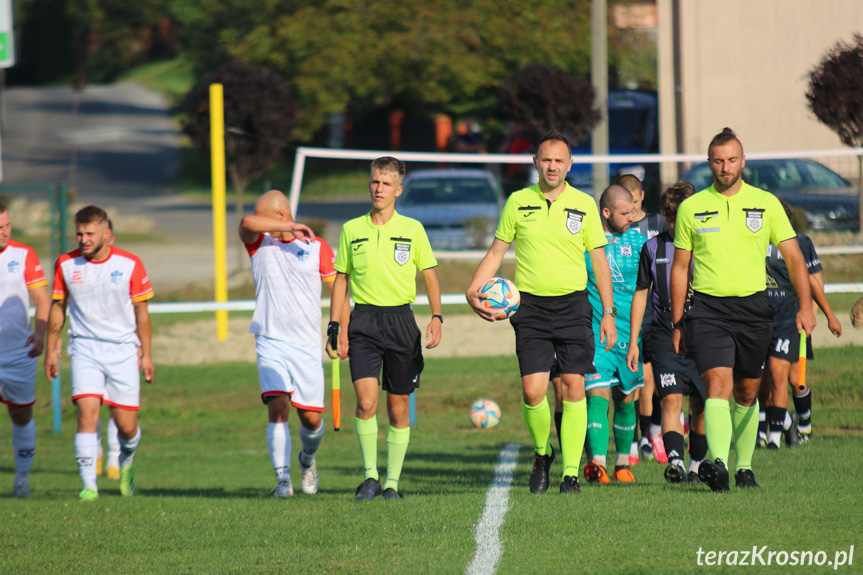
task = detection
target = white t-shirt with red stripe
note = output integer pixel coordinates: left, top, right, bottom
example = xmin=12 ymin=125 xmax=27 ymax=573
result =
xmin=0 ymin=240 xmax=47 ymax=357
xmin=245 ymin=233 xmax=336 ymax=347
xmin=52 ymin=246 xmax=154 ymax=345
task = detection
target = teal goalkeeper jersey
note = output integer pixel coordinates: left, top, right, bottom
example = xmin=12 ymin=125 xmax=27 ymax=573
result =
xmin=586 ymin=227 xmax=647 ymax=344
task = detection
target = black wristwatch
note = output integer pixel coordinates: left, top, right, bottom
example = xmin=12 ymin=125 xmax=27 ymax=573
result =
xmin=671 ymin=319 xmax=684 ymax=330
xmin=432 ymin=314 xmax=443 ymax=324
xmin=602 ymin=307 xmax=617 ymax=317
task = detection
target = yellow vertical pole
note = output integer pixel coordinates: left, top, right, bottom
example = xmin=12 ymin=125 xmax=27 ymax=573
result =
xmin=209 ymin=83 xmax=229 ymax=341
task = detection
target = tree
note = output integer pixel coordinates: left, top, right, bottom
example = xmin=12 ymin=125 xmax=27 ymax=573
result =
xmin=806 ymin=34 xmax=863 ymax=147
xmin=180 ymin=61 xmax=297 ymax=232
xmin=498 ymin=62 xmax=601 ymax=143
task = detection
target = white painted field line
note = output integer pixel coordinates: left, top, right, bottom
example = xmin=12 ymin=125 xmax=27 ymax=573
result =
xmin=466 ymin=442 xmax=521 ymax=575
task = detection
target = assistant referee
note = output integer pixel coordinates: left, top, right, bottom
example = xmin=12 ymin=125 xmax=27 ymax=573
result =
xmin=467 ymin=131 xmax=616 ymax=495
xmin=670 ymin=128 xmax=816 ymax=491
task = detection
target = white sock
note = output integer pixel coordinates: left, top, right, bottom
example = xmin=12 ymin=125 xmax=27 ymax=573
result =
xmin=118 ymin=427 xmax=141 ymax=468
xmin=107 ymin=418 xmax=121 ymax=468
xmin=267 ymin=422 xmax=291 ymax=482
xmin=689 ymin=459 xmax=702 ymax=474
xmin=593 ymin=454 xmax=607 ymax=468
xmin=630 ymin=441 xmax=638 ymax=457
xmin=615 ymin=452 xmax=629 ymax=467
xmin=648 ymin=423 xmax=662 ymax=437
xmin=12 ymin=420 xmax=36 ymax=480
xmin=782 ymin=411 xmax=792 ymax=431
xmin=299 ymin=422 xmax=324 ymax=467
xmin=768 ymin=430 xmax=782 ymax=445
xmin=75 ymin=433 xmax=99 ymax=490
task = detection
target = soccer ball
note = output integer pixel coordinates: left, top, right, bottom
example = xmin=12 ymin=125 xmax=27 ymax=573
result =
xmin=480 ymin=277 xmax=520 ymax=320
xmin=470 ymin=398 xmax=501 ymax=429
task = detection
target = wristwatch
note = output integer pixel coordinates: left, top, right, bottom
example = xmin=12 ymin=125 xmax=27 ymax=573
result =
xmin=432 ymin=314 xmax=444 ymax=324
xmin=602 ymin=307 xmax=617 ymax=317
xmin=670 ymin=319 xmax=684 ymax=330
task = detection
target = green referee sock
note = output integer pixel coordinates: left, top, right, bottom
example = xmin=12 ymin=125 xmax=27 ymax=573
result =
xmin=384 ymin=426 xmax=410 ymax=492
xmin=704 ymin=398 xmax=732 ymax=464
xmin=522 ymin=397 xmax=551 ymax=456
xmin=732 ymin=401 xmax=759 ymax=472
xmin=561 ymin=399 xmax=587 ymax=478
xmin=586 ymin=395 xmax=610 ymax=463
xmin=355 ymin=416 xmax=379 ymax=481
xmin=612 ymin=398 xmax=636 ymax=465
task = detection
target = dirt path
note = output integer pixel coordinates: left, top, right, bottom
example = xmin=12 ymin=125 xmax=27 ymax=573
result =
xmin=153 ymin=311 xmax=861 ymax=366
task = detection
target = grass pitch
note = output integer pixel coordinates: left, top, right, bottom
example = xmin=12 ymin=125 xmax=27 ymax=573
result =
xmin=1 ymin=349 xmax=861 ymax=573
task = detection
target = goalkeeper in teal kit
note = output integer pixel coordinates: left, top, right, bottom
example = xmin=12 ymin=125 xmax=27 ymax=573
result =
xmin=583 ymin=185 xmax=647 ymax=483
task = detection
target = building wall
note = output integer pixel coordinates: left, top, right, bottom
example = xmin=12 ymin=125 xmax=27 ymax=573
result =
xmin=677 ymin=0 xmax=863 ymax=156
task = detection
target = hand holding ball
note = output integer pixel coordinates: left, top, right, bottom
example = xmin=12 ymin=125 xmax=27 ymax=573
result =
xmin=480 ymin=277 xmax=520 ymax=320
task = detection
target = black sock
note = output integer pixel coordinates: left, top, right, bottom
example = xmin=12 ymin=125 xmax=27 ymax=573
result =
xmin=663 ymin=431 xmax=686 ymax=465
xmin=758 ymin=409 xmax=768 ymax=435
xmin=554 ymin=410 xmax=563 ymax=452
xmin=793 ymin=389 xmax=812 ymax=427
xmin=767 ymin=406 xmax=787 ymax=433
xmin=639 ymin=415 xmax=651 ymax=439
xmin=650 ymin=395 xmax=662 ymax=426
xmin=689 ymin=431 xmax=708 ymax=461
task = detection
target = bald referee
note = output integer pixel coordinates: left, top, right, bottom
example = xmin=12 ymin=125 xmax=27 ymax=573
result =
xmin=670 ymin=128 xmax=816 ymax=491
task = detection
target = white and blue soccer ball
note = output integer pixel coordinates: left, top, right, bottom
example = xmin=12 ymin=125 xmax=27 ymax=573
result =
xmin=470 ymin=398 xmax=501 ymax=429
xmin=480 ymin=277 xmax=520 ymax=320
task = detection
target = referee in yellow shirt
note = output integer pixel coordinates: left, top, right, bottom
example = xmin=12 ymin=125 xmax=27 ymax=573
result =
xmin=328 ymin=157 xmax=443 ymax=501
xmin=670 ymin=128 xmax=816 ymax=491
xmin=467 ymin=131 xmax=616 ymax=495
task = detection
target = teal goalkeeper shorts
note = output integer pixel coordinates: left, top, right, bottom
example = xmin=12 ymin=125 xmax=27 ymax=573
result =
xmin=584 ymin=340 xmax=644 ymax=395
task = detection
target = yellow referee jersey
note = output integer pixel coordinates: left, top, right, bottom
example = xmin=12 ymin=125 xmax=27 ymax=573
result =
xmin=674 ymin=182 xmax=795 ymax=297
xmin=495 ymin=183 xmax=606 ymax=296
xmin=335 ymin=212 xmax=437 ymax=306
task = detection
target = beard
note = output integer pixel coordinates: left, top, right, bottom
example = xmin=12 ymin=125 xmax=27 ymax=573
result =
xmin=81 ymin=239 xmax=105 ymax=260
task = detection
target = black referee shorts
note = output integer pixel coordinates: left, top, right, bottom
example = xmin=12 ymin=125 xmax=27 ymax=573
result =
xmin=347 ymin=304 xmax=423 ymax=395
xmin=767 ymin=321 xmax=814 ymax=362
xmin=509 ymin=291 xmax=595 ymax=378
xmin=685 ymin=291 xmax=773 ymax=379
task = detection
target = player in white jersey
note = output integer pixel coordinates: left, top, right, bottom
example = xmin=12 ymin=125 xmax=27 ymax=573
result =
xmin=45 ymin=205 xmax=154 ymax=501
xmin=240 ymin=190 xmax=344 ymax=497
xmin=0 ymin=201 xmax=50 ymax=497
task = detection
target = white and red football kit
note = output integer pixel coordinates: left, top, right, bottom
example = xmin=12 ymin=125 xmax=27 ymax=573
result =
xmin=53 ymin=246 xmax=154 ymax=409
xmin=0 ymin=240 xmax=47 ymax=406
xmin=245 ymin=233 xmax=335 ymax=411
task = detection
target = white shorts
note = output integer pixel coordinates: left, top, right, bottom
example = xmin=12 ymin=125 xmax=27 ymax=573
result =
xmin=69 ymin=337 xmax=141 ymax=410
xmin=255 ymin=335 xmax=324 ymax=412
xmin=0 ymin=349 xmax=37 ymax=407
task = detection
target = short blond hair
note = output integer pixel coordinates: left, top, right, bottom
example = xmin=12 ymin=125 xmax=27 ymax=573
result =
xmin=370 ymin=156 xmax=406 ymax=184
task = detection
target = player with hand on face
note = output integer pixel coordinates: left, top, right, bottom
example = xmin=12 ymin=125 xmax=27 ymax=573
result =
xmin=0 ymin=201 xmax=50 ymax=497
xmin=328 ymin=157 xmax=443 ymax=501
xmin=467 ymin=131 xmax=614 ymax=495
xmin=45 ymin=205 xmax=155 ymax=501
xmin=581 ymin=186 xmax=646 ymax=485
xmin=671 ymin=128 xmax=816 ymax=491
xmin=240 ymin=189 xmax=339 ymax=498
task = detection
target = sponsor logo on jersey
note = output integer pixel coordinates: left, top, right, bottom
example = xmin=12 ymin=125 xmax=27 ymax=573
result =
xmin=656 ymin=257 xmax=671 ymax=264
xmin=694 ymin=211 xmax=718 ymax=223
xmin=295 ymin=249 xmax=309 ymax=262
xmin=660 ymin=373 xmax=676 ymax=388
xmin=7 ymin=260 xmax=20 ymax=273
xmin=518 ymin=205 xmax=540 ymax=221
xmin=564 ymin=208 xmax=585 ymax=234
xmin=394 ymin=243 xmax=410 ymax=265
xmin=648 ymin=230 xmax=659 ymax=239
xmin=744 ymin=208 xmax=764 ymax=232
xmin=621 ymin=245 xmax=631 ymax=256
xmin=71 ymin=270 xmax=84 ymax=285
xmin=586 ymin=373 xmax=602 ymax=382
xmin=111 ymin=270 xmax=124 ymax=284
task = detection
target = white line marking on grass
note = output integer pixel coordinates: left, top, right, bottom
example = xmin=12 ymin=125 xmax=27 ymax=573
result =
xmin=466 ymin=442 xmax=520 ymax=575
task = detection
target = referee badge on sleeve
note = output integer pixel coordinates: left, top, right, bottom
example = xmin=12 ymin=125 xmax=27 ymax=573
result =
xmin=564 ymin=208 xmax=585 ymax=234
xmin=394 ymin=242 xmax=411 ymax=265
xmin=744 ymin=208 xmax=764 ymax=232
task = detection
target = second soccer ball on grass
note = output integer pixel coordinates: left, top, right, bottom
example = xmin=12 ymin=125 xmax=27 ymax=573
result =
xmin=470 ymin=398 xmax=501 ymax=429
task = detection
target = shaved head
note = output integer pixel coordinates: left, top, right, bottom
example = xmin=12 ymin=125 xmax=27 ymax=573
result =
xmin=255 ymin=190 xmax=293 ymax=220
xmin=600 ymin=185 xmax=634 ymax=212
